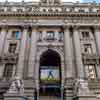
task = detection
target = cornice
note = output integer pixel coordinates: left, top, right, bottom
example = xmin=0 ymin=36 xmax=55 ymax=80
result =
xmin=0 ymin=12 xmax=100 ymax=17
xmin=0 ymin=2 xmax=100 ymax=17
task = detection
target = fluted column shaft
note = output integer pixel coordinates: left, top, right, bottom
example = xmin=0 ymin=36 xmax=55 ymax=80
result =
xmin=0 ymin=27 xmax=7 ymax=56
xmin=28 ymin=28 xmax=37 ymax=78
xmin=64 ymin=27 xmax=73 ymax=78
xmin=17 ymin=27 xmax=28 ymax=78
xmin=73 ymin=27 xmax=84 ymax=78
xmin=94 ymin=27 xmax=100 ymax=55
xmin=94 ymin=27 xmax=100 ymax=78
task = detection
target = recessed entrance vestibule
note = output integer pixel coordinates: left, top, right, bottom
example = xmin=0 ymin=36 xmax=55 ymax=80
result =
xmin=39 ymin=49 xmax=62 ymax=97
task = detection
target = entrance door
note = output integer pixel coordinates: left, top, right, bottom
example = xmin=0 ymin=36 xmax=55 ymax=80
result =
xmin=39 ymin=49 xmax=61 ymax=97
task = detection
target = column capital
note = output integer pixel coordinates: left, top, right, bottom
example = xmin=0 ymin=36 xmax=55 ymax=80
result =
xmin=21 ymin=26 xmax=29 ymax=33
xmin=1 ymin=25 xmax=8 ymax=30
xmin=31 ymin=25 xmax=38 ymax=28
xmin=22 ymin=25 xmax=30 ymax=30
xmin=63 ymin=25 xmax=80 ymax=32
xmin=72 ymin=25 xmax=80 ymax=30
xmin=31 ymin=27 xmax=38 ymax=32
xmin=62 ymin=25 xmax=71 ymax=30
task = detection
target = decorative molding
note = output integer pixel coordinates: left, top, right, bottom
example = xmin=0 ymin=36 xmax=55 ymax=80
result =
xmin=36 ymin=45 xmax=64 ymax=61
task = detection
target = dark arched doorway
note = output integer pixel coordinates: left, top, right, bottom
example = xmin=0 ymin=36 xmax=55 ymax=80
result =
xmin=39 ymin=49 xmax=61 ymax=97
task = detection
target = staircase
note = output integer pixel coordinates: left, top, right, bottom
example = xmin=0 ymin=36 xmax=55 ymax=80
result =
xmin=88 ymin=79 xmax=100 ymax=95
xmin=64 ymin=78 xmax=74 ymax=100
xmin=39 ymin=96 xmax=61 ymax=100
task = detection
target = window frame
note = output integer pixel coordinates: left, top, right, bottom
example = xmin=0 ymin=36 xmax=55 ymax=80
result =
xmin=46 ymin=31 xmax=55 ymax=40
xmin=81 ymin=31 xmax=90 ymax=39
xmin=83 ymin=44 xmax=93 ymax=54
xmin=8 ymin=43 xmax=17 ymax=54
xmin=85 ymin=64 xmax=97 ymax=79
xmin=11 ymin=30 xmax=20 ymax=39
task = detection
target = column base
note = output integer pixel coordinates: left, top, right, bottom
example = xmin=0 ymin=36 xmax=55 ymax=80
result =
xmin=74 ymin=96 xmax=97 ymax=100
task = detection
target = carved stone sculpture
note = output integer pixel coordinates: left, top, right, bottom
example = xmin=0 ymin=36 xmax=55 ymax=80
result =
xmin=8 ymin=76 xmax=24 ymax=94
xmin=74 ymin=79 xmax=90 ymax=96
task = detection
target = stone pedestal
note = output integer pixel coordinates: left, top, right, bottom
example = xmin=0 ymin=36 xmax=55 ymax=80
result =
xmin=74 ymin=96 xmax=96 ymax=100
xmin=4 ymin=92 xmax=35 ymax=100
xmin=4 ymin=93 xmax=26 ymax=100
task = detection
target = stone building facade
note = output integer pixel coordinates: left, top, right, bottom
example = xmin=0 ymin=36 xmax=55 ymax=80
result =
xmin=0 ymin=0 xmax=100 ymax=100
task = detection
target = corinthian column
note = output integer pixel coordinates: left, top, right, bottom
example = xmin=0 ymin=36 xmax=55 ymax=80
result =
xmin=0 ymin=27 xmax=7 ymax=56
xmin=94 ymin=27 xmax=100 ymax=79
xmin=73 ymin=27 xmax=84 ymax=78
xmin=64 ymin=27 xmax=73 ymax=78
xmin=17 ymin=27 xmax=28 ymax=78
xmin=94 ymin=27 xmax=100 ymax=55
xmin=28 ymin=27 xmax=37 ymax=78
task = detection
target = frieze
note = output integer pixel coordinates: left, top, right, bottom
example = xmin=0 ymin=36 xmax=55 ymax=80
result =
xmin=0 ymin=19 xmax=100 ymax=27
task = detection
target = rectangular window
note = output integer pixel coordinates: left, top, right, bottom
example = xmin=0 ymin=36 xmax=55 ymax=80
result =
xmin=12 ymin=31 xmax=20 ymax=38
xmin=84 ymin=44 xmax=92 ymax=54
xmin=3 ymin=63 xmax=13 ymax=79
xmin=8 ymin=43 xmax=17 ymax=53
xmin=46 ymin=31 xmax=55 ymax=40
xmin=85 ymin=65 xmax=96 ymax=79
xmin=82 ymin=31 xmax=89 ymax=38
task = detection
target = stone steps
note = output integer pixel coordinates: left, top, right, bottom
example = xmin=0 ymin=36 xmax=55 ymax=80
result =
xmin=64 ymin=79 xmax=74 ymax=100
xmin=88 ymin=80 xmax=100 ymax=89
xmin=88 ymin=80 xmax=100 ymax=96
xmin=39 ymin=96 xmax=61 ymax=100
xmin=23 ymin=79 xmax=36 ymax=96
xmin=23 ymin=79 xmax=35 ymax=88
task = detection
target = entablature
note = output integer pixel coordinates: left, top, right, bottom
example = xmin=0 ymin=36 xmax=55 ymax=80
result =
xmin=0 ymin=18 xmax=100 ymax=29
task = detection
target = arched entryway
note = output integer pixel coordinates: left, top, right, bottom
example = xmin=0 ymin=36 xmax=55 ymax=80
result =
xmin=39 ymin=49 xmax=61 ymax=97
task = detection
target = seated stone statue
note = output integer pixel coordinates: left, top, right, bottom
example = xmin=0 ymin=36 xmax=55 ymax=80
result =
xmin=74 ymin=79 xmax=90 ymax=96
xmin=8 ymin=76 xmax=24 ymax=94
